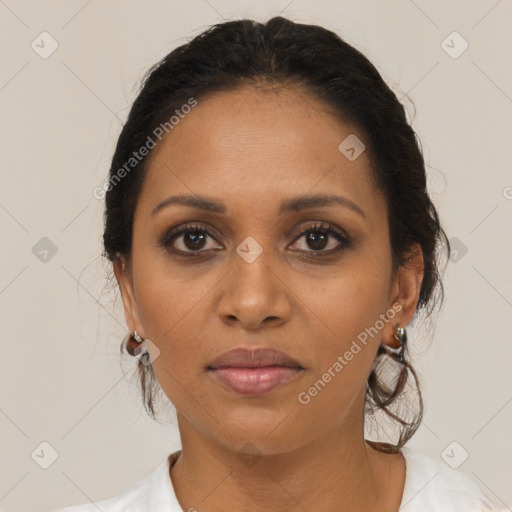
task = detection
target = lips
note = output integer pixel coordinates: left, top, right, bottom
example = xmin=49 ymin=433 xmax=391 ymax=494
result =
xmin=207 ymin=347 xmax=303 ymax=370
xmin=206 ymin=348 xmax=304 ymax=396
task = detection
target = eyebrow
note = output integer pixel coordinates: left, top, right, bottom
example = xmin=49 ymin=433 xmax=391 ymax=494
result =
xmin=151 ymin=193 xmax=366 ymax=218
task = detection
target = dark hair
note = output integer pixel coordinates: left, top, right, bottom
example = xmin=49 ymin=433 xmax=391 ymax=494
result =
xmin=104 ymin=16 xmax=450 ymax=452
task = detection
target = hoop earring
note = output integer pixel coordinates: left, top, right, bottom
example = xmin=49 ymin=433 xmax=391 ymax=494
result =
xmin=132 ymin=330 xmax=148 ymax=358
xmin=393 ymin=324 xmax=407 ymax=363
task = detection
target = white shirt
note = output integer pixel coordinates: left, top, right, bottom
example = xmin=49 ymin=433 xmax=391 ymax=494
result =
xmin=55 ymin=447 xmax=499 ymax=511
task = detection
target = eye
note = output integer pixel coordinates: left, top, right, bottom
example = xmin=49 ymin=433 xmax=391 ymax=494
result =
xmin=289 ymin=222 xmax=351 ymax=255
xmin=160 ymin=224 xmax=222 ymax=254
xmin=160 ymin=221 xmax=351 ymax=257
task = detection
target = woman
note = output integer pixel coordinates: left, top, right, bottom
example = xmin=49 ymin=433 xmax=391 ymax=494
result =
xmin=57 ymin=16 xmax=498 ymax=512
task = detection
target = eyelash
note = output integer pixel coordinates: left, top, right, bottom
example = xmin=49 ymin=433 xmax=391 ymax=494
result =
xmin=159 ymin=222 xmax=351 ymax=258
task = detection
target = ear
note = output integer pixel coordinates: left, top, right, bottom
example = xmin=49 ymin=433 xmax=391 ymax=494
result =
xmin=382 ymin=243 xmax=424 ymax=349
xmin=113 ymin=255 xmax=145 ymax=338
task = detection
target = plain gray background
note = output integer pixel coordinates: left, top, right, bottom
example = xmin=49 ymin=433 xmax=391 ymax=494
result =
xmin=0 ymin=1 xmax=511 ymax=510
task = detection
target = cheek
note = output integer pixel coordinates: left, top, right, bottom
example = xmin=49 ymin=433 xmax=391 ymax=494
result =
xmin=297 ymin=253 xmax=392 ymax=387
xmin=290 ymin=275 xmax=389 ymax=434
xmin=304 ymin=258 xmax=392 ymax=345
xmin=136 ymin=273 xmax=214 ymax=414
xmin=135 ymin=274 xmax=210 ymax=364
xmin=132 ymin=239 xmax=217 ymax=342
xmin=301 ymin=283 xmax=384 ymax=397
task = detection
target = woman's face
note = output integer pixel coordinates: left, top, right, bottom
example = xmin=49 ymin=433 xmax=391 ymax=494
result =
xmin=115 ymin=85 xmax=421 ymax=455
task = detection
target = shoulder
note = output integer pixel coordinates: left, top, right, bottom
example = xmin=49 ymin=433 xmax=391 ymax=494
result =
xmin=400 ymin=447 xmax=498 ymax=511
xmin=54 ymin=451 xmax=183 ymax=512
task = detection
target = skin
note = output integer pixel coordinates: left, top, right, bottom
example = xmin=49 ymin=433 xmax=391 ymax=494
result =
xmin=114 ymin=84 xmax=424 ymax=512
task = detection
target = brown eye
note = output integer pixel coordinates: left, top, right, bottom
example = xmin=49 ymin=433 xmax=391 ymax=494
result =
xmin=180 ymin=229 xmax=208 ymax=251
xmin=161 ymin=224 xmax=222 ymax=254
xmin=290 ymin=223 xmax=351 ymax=255
xmin=160 ymin=221 xmax=351 ymax=258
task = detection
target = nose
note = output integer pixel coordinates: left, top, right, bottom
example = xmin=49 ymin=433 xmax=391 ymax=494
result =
xmin=217 ymin=245 xmax=292 ymax=331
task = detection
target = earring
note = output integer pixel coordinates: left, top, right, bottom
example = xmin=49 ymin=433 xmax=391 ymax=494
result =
xmin=393 ymin=324 xmax=407 ymax=363
xmin=132 ymin=330 xmax=148 ymax=358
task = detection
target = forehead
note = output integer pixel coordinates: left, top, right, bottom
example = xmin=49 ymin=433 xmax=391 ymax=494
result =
xmin=139 ymin=85 xmax=382 ymax=219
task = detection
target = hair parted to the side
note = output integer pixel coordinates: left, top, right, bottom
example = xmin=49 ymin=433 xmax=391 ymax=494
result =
xmin=103 ymin=17 xmax=450 ymax=451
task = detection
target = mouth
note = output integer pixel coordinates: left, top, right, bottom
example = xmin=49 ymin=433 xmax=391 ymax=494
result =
xmin=207 ymin=366 xmax=303 ymax=396
xmin=206 ymin=348 xmax=304 ymax=396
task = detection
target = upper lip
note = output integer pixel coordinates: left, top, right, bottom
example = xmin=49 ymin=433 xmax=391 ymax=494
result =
xmin=207 ymin=348 xmax=303 ymax=370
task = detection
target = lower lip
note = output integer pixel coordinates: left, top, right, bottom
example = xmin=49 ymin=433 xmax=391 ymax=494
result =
xmin=208 ymin=366 xmax=302 ymax=396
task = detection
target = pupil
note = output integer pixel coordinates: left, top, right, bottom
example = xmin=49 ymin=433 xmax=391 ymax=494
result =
xmin=185 ymin=231 xmax=206 ymax=250
xmin=308 ymin=232 xmax=327 ymax=250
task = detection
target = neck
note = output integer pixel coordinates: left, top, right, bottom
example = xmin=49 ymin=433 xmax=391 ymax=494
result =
xmin=169 ymin=413 xmax=405 ymax=512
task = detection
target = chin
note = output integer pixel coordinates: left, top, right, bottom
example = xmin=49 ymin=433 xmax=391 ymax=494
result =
xmin=211 ymin=406 xmax=306 ymax=453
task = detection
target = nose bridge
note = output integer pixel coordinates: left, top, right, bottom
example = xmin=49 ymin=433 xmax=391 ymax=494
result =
xmin=232 ymin=233 xmax=277 ymax=294
xmin=218 ymin=231 xmax=289 ymax=327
